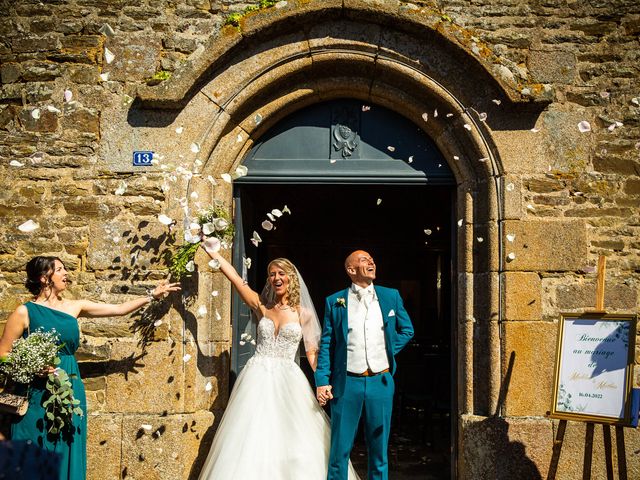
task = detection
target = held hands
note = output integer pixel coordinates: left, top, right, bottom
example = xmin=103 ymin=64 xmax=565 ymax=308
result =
xmin=316 ymin=385 xmax=333 ymax=406
xmin=151 ymin=280 xmax=181 ymax=300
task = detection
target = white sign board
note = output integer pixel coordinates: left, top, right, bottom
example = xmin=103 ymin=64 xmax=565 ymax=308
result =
xmin=551 ymin=314 xmax=636 ymax=425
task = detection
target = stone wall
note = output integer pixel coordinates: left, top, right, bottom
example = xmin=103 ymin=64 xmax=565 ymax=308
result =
xmin=0 ymin=1 xmax=639 ymax=479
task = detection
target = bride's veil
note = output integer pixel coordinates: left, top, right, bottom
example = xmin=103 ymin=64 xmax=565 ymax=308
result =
xmin=259 ymin=265 xmax=321 ymax=353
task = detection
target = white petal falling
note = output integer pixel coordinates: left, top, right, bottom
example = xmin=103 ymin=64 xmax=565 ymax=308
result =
xmin=183 ymin=354 xmax=192 ymax=363
xmin=10 ymin=160 xmax=24 ymax=167
xmin=478 ymin=112 xmax=487 ymax=122
xmin=190 ymin=192 xmax=198 ymax=200
xmin=492 ymin=99 xmax=501 ymax=105
xmin=362 ymin=105 xmax=371 ymax=112
xmin=221 ymin=173 xmax=232 ymax=183
xmin=46 ymin=105 xmax=61 ymax=114
xmin=376 ymin=198 xmax=382 ymax=205
xmin=526 ymin=204 xmax=535 ymax=211
xmin=506 ymin=183 xmax=515 ymax=192
xmin=254 ymin=113 xmax=262 ymax=124
xmin=330 ymin=159 xmax=337 ymax=164
xmin=387 ymin=146 xmax=395 ymax=152
xmin=282 ymin=205 xmax=291 ymax=214
xmin=215 ymin=309 xmax=221 ymax=321
xmin=31 ymin=108 xmax=41 ymax=119
xmin=506 ymin=233 xmax=516 ymax=242
xmin=240 ymin=333 xmax=248 ymax=340
xmin=208 ymin=259 xmax=221 ymax=270
xmin=477 ymin=237 xmax=484 ymax=243
xmin=64 ymin=89 xmax=73 ymax=102
xmin=250 ymin=339 xmax=256 ymax=346
xmin=153 ymin=320 xmax=163 ymax=327
xmin=266 ymin=213 xmax=275 ymax=222
xmin=205 ymin=382 xmax=213 ymax=392
xmin=235 ymin=165 xmax=248 ymax=177
xmin=531 ymin=128 xmax=541 ymax=133
xmin=104 ymin=47 xmax=115 ymax=64
xmin=408 ymin=156 xmax=414 ymax=163
xmin=630 ymin=97 xmax=639 ymax=106
xmin=424 ymin=229 xmax=432 ymax=235
xmin=212 ymin=290 xmax=219 ymax=297
xmin=158 ymin=214 xmax=173 ymax=225
xmin=197 ymin=305 xmax=207 ymax=317
xmin=434 ymin=109 xmax=438 ymax=117
xmin=446 ymin=113 xmax=453 ymax=118
xmin=421 ymin=112 xmax=428 ymax=122
xmin=261 ymin=220 xmax=274 ymax=231
xmin=190 ymin=143 xmax=200 ymax=153
xmin=18 ymin=220 xmax=39 ymax=233
xmin=479 ymin=157 xmax=489 ymax=162
xmin=577 ymin=121 xmax=591 ymax=133
xmin=194 ymin=159 xmax=202 ymax=167
xmin=507 ymin=252 xmax=516 ymax=261
xmin=141 ymin=424 xmax=153 ymax=431
xmin=243 ymin=257 xmax=252 ymax=269
xmin=599 ymin=91 xmax=610 ymax=99
xmin=99 ymin=72 xmax=110 ymax=81
xmin=175 ymin=126 xmax=184 ymax=134
xmin=239 ymin=340 xmax=246 ymax=346
xmin=202 ymin=222 xmax=215 ymax=235
xmin=271 ymin=209 xmax=283 ymax=217
xmin=457 ymin=219 xmax=463 ymax=227
xmin=114 ymin=181 xmax=127 ymax=195
xmin=236 ymin=134 xmax=243 ymax=143
xmin=463 ymin=124 xmax=471 ymax=130
xmin=99 ymin=23 xmax=115 ymax=37
xmin=250 ymin=231 xmax=262 ymax=247
xmin=185 ymin=260 xmax=195 ymax=272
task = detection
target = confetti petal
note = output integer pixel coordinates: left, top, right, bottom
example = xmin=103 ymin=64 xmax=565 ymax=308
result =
xmin=236 ymin=134 xmax=243 ymax=143
xmin=190 ymin=143 xmax=200 ymax=153
xmin=185 ymin=260 xmax=195 ymax=272
xmin=506 ymin=183 xmax=515 ymax=192
xmin=205 ymin=381 xmax=213 ymax=392
xmin=254 ymin=113 xmax=262 ymax=124
xmin=99 ymin=72 xmax=110 ymax=81
xmin=599 ymin=91 xmax=610 ymax=99
xmin=235 ymin=165 xmax=248 ymax=177
xmin=175 ymin=126 xmax=183 ymax=134
xmin=99 ymin=23 xmax=115 ymax=37
xmin=282 ymin=205 xmax=291 ymax=214
xmin=577 ymin=121 xmax=591 ymax=133
xmin=479 ymin=157 xmax=488 ymax=162
xmin=239 ymin=340 xmax=246 ymax=346
xmin=477 ymin=237 xmax=484 ymax=242
xmin=190 ymin=192 xmax=198 ymax=200
xmin=463 ymin=124 xmax=471 ymax=130
xmin=153 ymin=320 xmax=163 ymax=327
xmin=434 ymin=109 xmax=438 ymax=118
xmin=530 ymin=128 xmax=540 ymax=133
xmin=421 ymin=112 xmax=428 ymax=122
xmin=46 ymin=106 xmax=60 ymax=114
xmin=266 ymin=213 xmax=275 ymax=222
xmin=215 ymin=309 xmax=221 ymax=321
xmin=212 ymin=290 xmax=219 ymax=297
xmin=221 ymin=173 xmax=232 ymax=183
xmin=243 ymin=257 xmax=252 ymax=269
xmin=208 ymin=259 xmax=221 ymax=270
xmin=64 ymin=90 xmax=73 ymax=102
xmin=631 ymin=97 xmax=639 ymax=106
xmin=376 ymin=198 xmax=382 ymax=205
xmin=18 ymin=220 xmax=39 ymax=233
xmin=104 ymin=47 xmax=115 ymax=64
xmin=507 ymin=252 xmax=516 ymax=261
xmin=446 ymin=113 xmax=453 ymax=118
xmin=478 ymin=112 xmax=487 ymax=122
xmin=158 ymin=214 xmax=173 ymax=225
xmin=424 ymin=229 xmax=432 ymax=235
xmin=10 ymin=160 xmax=24 ymax=167
xmin=362 ymin=105 xmax=371 ymax=112
xmin=492 ymin=99 xmax=501 ymax=105
xmin=261 ymin=220 xmax=274 ymax=231
xmin=506 ymin=233 xmax=516 ymax=242
xmin=141 ymin=424 xmax=153 ymax=431
xmin=197 ymin=305 xmax=207 ymax=317
xmin=114 ymin=181 xmax=127 ymax=195
xmin=31 ymin=108 xmax=41 ymax=119
xmin=271 ymin=209 xmax=283 ymax=218
xmin=408 ymin=156 xmax=414 ymax=163
xmin=457 ymin=219 xmax=463 ymax=227
xmin=183 ymin=354 xmax=192 ymax=363
xmin=387 ymin=146 xmax=395 ymax=152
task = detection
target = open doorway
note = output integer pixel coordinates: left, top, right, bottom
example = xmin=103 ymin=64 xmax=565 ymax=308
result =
xmin=235 ymin=183 xmax=454 ymax=478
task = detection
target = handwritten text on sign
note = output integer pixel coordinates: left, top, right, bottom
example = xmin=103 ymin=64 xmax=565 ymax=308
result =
xmin=556 ymin=319 xmax=630 ymax=419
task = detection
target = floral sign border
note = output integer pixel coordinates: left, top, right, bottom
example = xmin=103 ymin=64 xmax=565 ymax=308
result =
xmin=550 ymin=312 xmax=637 ymax=426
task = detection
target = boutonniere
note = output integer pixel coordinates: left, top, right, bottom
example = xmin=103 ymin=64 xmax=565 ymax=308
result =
xmin=336 ymin=297 xmax=346 ymax=308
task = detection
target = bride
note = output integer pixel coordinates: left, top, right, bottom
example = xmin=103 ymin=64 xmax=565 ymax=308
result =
xmin=198 ymin=238 xmax=359 ymax=479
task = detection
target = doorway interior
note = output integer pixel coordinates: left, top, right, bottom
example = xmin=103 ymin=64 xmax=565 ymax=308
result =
xmin=234 ymin=182 xmax=454 ymax=478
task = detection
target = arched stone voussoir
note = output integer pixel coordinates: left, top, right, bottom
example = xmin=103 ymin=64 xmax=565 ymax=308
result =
xmin=135 ymin=1 xmax=552 ymax=109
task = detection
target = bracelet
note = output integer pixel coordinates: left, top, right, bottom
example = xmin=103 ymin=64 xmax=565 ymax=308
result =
xmin=146 ymin=288 xmax=156 ymax=302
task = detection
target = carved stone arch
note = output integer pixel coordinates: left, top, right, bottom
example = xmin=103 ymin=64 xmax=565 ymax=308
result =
xmin=118 ymin=1 xmax=552 ymax=445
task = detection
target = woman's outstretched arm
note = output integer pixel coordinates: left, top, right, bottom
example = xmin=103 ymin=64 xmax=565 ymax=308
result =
xmin=201 ymin=238 xmax=262 ymax=311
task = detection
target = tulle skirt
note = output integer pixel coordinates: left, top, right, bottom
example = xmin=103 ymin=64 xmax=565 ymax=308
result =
xmin=198 ymin=355 xmax=359 ymax=479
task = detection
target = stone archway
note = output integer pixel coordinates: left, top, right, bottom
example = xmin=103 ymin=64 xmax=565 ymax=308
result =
xmin=109 ymin=3 xmax=551 ymax=476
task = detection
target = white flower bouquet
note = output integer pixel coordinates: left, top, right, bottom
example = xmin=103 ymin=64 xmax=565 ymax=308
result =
xmin=0 ymin=328 xmax=83 ymax=433
xmin=169 ymin=202 xmax=235 ymax=278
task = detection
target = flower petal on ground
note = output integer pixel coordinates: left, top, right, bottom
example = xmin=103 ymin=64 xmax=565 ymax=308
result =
xmin=578 ymin=121 xmax=591 ymax=133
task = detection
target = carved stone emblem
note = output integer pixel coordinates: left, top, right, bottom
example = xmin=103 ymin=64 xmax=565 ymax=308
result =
xmin=331 ymin=106 xmax=360 ymax=159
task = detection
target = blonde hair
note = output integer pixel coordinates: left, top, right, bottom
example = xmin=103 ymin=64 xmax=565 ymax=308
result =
xmin=266 ymin=258 xmax=300 ymax=308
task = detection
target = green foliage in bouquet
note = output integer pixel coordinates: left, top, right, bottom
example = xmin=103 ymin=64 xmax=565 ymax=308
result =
xmin=43 ymin=365 xmax=83 ymax=435
xmin=169 ymin=203 xmax=235 ymax=278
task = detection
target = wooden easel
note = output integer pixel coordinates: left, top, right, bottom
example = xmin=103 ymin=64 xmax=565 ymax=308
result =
xmin=546 ymin=256 xmax=628 ymax=480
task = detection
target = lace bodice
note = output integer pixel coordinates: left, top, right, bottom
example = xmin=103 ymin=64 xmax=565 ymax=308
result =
xmin=254 ymin=317 xmax=302 ymax=360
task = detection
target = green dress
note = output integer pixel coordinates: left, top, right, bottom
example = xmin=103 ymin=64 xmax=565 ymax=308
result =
xmin=11 ymin=302 xmax=87 ymax=480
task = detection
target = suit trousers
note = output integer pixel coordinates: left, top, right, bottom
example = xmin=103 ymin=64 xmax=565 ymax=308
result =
xmin=328 ymin=372 xmax=394 ymax=480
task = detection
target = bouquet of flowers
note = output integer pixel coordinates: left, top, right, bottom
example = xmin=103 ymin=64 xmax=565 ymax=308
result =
xmin=169 ymin=202 xmax=235 ymax=278
xmin=0 ymin=328 xmax=83 ymax=433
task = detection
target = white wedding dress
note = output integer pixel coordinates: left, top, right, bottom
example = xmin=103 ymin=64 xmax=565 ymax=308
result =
xmin=198 ymin=317 xmax=360 ymax=479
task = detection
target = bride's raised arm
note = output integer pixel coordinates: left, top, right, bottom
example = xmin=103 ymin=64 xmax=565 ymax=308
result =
xmin=201 ymin=238 xmax=262 ymax=313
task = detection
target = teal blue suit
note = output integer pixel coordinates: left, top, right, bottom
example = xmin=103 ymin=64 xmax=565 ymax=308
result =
xmin=315 ymin=286 xmax=414 ymax=480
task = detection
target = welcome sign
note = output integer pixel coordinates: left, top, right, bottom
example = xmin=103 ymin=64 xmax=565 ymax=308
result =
xmin=551 ymin=313 xmax=637 ymax=425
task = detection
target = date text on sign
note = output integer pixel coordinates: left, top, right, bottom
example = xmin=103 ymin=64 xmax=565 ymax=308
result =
xmin=133 ymin=151 xmax=154 ymax=166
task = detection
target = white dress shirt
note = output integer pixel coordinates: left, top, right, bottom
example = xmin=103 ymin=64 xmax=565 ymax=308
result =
xmin=346 ymin=283 xmax=389 ymax=374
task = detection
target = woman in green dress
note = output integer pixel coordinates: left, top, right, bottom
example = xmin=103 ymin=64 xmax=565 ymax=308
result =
xmin=0 ymin=256 xmax=180 ymax=480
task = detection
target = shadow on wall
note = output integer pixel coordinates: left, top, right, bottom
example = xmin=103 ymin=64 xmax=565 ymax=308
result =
xmin=463 ymin=351 xmax=543 ymax=479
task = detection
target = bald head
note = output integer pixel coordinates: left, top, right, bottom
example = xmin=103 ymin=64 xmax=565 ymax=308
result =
xmin=344 ymin=250 xmax=376 ymax=287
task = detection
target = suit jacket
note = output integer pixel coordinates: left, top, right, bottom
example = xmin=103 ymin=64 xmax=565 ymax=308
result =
xmin=314 ymin=285 xmax=414 ymax=398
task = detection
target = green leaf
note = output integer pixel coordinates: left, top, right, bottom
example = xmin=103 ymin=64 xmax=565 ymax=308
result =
xmin=46 ymin=412 xmax=55 ymax=420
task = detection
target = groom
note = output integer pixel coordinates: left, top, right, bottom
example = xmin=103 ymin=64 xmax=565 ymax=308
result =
xmin=315 ymin=250 xmax=414 ymax=480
